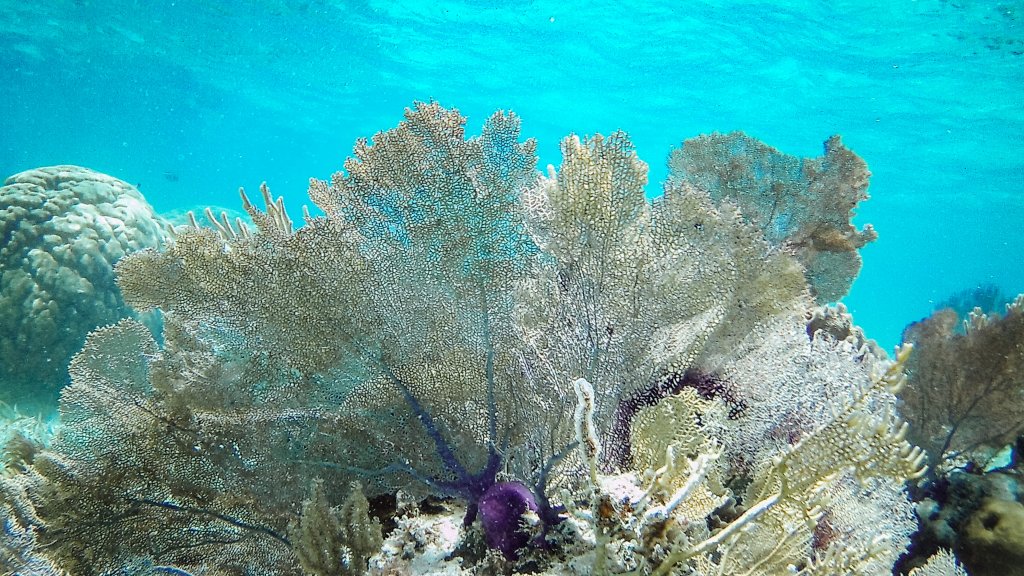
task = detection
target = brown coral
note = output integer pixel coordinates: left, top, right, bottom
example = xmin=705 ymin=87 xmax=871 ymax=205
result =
xmin=900 ymin=296 xmax=1024 ymax=471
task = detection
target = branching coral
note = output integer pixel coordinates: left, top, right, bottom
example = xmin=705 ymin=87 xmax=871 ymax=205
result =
xmin=0 ymin=166 xmax=166 ymax=404
xmin=2 ymin=103 xmax=931 ymax=575
xmin=908 ymin=549 xmax=967 ymax=576
xmin=291 ymin=480 xmax=381 ymax=576
xmin=560 ymin=349 xmax=923 ymax=576
xmin=668 ymin=132 xmax=876 ymax=303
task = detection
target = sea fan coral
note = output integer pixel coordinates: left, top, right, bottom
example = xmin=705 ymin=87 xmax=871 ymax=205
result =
xmin=669 ymin=132 xmax=876 ymax=303
xmin=900 ymin=295 xmax=1024 ymax=472
xmin=0 ymin=104 xmax=928 ymax=575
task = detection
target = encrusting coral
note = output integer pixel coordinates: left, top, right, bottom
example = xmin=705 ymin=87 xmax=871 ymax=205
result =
xmin=0 ymin=103 xmax=946 ymax=575
xmin=0 ymin=165 xmax=166 ymax=405
xmin=957 ymin=498 xmax=1024 ymax=576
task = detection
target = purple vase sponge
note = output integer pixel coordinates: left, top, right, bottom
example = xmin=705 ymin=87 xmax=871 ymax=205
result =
xmin=478 ymin=481 xmax=538 ymax=559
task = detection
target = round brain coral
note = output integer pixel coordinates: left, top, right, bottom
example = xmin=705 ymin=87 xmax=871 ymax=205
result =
xmin=0 ymin=165 xmax=166 ymax=405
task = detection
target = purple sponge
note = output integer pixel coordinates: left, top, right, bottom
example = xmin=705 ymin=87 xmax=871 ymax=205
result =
xmin=478 ymin=481 xmax=538 ymax=559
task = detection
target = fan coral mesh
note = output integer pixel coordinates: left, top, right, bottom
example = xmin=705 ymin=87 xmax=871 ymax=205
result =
xmin=669 ymin=132 xmax=876 ymax=303
xmin=1 ymin=104 xmax=929 ymax=575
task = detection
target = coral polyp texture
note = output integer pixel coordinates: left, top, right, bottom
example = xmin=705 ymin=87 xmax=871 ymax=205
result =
xmin=0 ymin=166 xmax=166 ymax=404
xmin=1 ymin=104 xmax=937 ymax=575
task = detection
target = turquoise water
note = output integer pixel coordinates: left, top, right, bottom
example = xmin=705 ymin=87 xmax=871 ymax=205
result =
xmin=2 ymin=0 xmax=1022 ymax=350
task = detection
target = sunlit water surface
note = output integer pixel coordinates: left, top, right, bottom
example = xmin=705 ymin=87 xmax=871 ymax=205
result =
xmin=2 ymin=0 xmax=1022 ymax=352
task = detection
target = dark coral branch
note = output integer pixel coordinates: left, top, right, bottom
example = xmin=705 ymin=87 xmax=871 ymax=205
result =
xmin=382 ymin=364 xmax=473 ymax=484
xmin=135 ymin=498 xmax=291 ymax=547
xmin=606 ymin=369 xmax=745 ymax=471
xmin=380 ymin=359 xmax=505 ymax=526
xmin=533 ymin=441 xmax=577 ymax=529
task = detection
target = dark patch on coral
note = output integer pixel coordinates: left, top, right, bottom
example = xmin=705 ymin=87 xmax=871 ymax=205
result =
xmin=811 ymin=510 xmax=839 ymax=552
xmin=419 ymin=494 xmax=451 ymax=516
xmin=367 ymin=493 xmax=399 ymax=536
xmin=606 ymin=368 xmax=746 ymax=471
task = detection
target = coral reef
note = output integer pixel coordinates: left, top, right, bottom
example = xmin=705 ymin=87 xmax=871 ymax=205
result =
xmin=0 ymin=166 xmax=166 ymax=404
xmin=894 ymin=291 xmax=1024 ymax=576
xmin=806 ymin=302 xmax=883 ymax=358
xmin=0 ymin=104 xmax=937 ymax=575
xmin=668 ymin=132 xmax=876 ymax=303
xmin=901 ymin=464 xmax=1020 ymax=573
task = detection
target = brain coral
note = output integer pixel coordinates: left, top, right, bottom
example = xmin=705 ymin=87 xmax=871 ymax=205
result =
xmin=0 ymin=165 xmax=166 ymax=404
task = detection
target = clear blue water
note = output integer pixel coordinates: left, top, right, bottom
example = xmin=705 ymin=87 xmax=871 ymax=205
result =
xmin=2 ymin=0 xmax=1022 ymax=351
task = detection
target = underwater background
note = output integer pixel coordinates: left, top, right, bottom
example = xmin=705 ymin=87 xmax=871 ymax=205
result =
xmin=1 ymin=0 xmax=1022 ymax=352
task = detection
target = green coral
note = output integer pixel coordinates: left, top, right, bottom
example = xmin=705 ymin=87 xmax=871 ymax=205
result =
xmin=0 ymin=165 xmax=166 ymax=405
